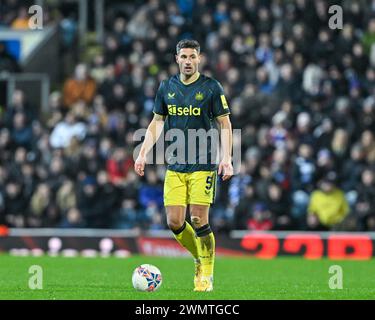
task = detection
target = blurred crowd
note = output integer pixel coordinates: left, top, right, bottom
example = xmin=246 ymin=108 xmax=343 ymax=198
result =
xmin=1 ymin=0 xmax=375 ymax=232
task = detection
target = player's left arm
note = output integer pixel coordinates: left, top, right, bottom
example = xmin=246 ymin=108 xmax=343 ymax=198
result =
xmin=216 ymin=114 xmax=233 ymax=181
xmin=211 ymin=80 xmax=233 ymax=181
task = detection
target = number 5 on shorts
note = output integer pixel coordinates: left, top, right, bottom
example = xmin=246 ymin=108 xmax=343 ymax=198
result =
xmin=205 ymin=176 xmax=213 ymax=190
xmin=204 ymin=173 xmax=216 ymax=204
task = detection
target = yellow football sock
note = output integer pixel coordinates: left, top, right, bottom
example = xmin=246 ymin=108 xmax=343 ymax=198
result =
xmin=172 ymin=221 xmax=199 ymax=260
xmin=195 ymin=225 xmax=215 ymax=277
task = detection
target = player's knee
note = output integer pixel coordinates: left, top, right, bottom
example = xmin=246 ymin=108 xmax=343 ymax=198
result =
xmin=191 ymin=215 xmax=202 ymax=228
xmin=167 ymin=217 xmax=184 ymax=231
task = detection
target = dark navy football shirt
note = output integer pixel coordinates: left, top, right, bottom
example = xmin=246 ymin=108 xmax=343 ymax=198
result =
xmin=153 ymin=73 xmax=230 ymax=172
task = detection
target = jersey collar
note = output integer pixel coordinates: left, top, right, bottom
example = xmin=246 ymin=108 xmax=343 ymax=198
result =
xmin=179 ymin=72 xmax=200 ymax=86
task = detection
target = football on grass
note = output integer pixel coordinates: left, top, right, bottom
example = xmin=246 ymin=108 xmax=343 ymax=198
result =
xmin=132 ymin=264 xmax=162 ymax=292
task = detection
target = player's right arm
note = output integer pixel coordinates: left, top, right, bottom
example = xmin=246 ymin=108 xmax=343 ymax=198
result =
xmin=134 ymin=80 xmax=167 ymax=176
xmin=134 ymin=113 xmax=165 ymax=176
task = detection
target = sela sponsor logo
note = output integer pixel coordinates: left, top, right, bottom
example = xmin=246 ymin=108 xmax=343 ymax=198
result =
xmin=167 ymin=104 xmax=201 ymax=116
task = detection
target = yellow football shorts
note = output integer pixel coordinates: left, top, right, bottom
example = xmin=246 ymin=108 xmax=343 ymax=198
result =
xmin=164 ymin=170 xmax=217 ymax=207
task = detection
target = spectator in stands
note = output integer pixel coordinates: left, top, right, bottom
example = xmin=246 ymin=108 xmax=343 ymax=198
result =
xmin=362 ymin=18 xmax=375 ymax=55
xmin=307 ymin=172 xmax=349 ymax=230
xmin=266 ymin=182 xmax=293 ymax=230
xmin=268 ymin=111 xmax=289 ymax=149
xmin=11 ymin=6 xmax=29 ymax=30
xmin=228 ymin=164 xmax=252 ymax=207
xmin=7 ymin=146 xmax=26 ymax=178
xmin=35 ymin=133 xmax=53 ymax=167
xmin=331 ymin=128 xmax=350 ymax=171
xmin=138 ymin=170 xmax=163 ymax=210
xmin=11 ymin=112 xmax=33 ymax=149
xmin=49 ymin=112 xmax=87 ymax=149
xmin=247 ymin=202 xmax=273 ymax=231
xmin=4 ymin=90 xmax=35 ymax=128
xmin=112 ymin=169 xmax=140 ymax=229
xmin=315 ymin=148 xmax=336 ymax=182
xmin=355 ymin=169 xmax=375 ymax=231
xmin=59 ymin=207 xmax=85 ymax=228
xmin=21 ymin=162 xmax=37 ymax=203
xmin=2 ymin=180 xmax=28 ymax=227
xmin=0 ymin=129 xmax=12 ymax=161
xmin=291 ymin=143 xmax=316 ymax=193
xmin=46 ymin=155 xmax=66 ymax=193
xmin=77 ymin=141 xmax=103 ymax=177
xmin=0 ymin=165 xmax=6 ymax=223
xmin=63 ymin=64 xmax=97 ymax=108
xmin=98 ymin=137 xmax=113 ymax=163
xmin=60 ymin=14 xmax=78 ymax=51
xmin=269 ymin=148 xmax=290 ymax=190
xmin=96 ymin=169 xmax=121 ymax=227
xmin=90 ymin=55 xmax=107 ymax=85
xmin=29 ymin=183 xmax=53 ymax=227
xmin=127 ymin=6 xmax=154 ymax=40
xmin=331 ymin=98 xmax=356 ymax=137
xmin=360 ymin=130 xmax=375 ymax=164
xmin=341 ymin=144 xmax=366 ymax=205
xmin=149 ymin=211 xmax=165 ymax=231
xmin=314 ymin=117 xmax=334 ymax=151
xmin=76 ymin=176 xmax=104 ymax=228
xmin=0 ymin=194 xmax=4 ymax=225
xmin=233 ymin=185 xmax=257 ymax=230
xmin=137 ymin=170 xmax=163 ymax=229
xmin=359 ymin=96 xmax=375 ymax=132
xmin=56 ymin=179 xmax=77 ymax=214
xmin=295 ymin=112 xmax=315 ymax=146
xmin=106 ymin=147 xmax=134 ymax=186
xmin=113 ymin=199 xmax=138 ymax=230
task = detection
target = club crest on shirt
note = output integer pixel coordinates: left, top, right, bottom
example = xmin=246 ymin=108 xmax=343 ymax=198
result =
xmin=195 ymin=92 xmax=204 ymax=101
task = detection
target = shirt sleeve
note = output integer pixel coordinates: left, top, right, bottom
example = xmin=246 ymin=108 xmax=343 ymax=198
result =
xmin=211 ymin=80 xmax=230 ymax=118
xmin=153 ymin=80 xmax=168 ymax=116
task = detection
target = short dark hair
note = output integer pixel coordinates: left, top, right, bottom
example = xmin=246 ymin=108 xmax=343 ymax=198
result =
xmin=176 ymin=39 xmax=200 ymax=54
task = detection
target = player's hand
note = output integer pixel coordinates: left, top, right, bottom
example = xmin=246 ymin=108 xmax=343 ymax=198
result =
xmin=218 ymin=160 xmax=233 ymax=181
xmin=134 ymin=155 xmax=146 ymax=176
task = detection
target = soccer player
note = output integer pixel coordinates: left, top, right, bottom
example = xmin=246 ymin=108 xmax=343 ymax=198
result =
xmin=134 ymin=39 xmax=233 ymax=292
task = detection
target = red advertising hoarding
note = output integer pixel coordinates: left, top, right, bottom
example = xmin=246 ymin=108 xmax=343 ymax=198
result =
xmin=0 ymin=230 xmax=374 ymax=260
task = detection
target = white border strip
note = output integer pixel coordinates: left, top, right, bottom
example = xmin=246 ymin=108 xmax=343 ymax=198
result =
xmin=9 ymin=228 xmax=173 ymax=238
xmin=8 ymin=228 xmax=375 ymax=239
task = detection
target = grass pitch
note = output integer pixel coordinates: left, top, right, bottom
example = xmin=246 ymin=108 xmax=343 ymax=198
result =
xmin=0 ymin=255 xmax=374 ymax=300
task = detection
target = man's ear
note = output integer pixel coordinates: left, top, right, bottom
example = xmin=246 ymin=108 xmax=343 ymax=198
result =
xmin=198 ymin=53 xmax=203 ymax=63
xmin=175 ymin=54 xmax=179 ymax=63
